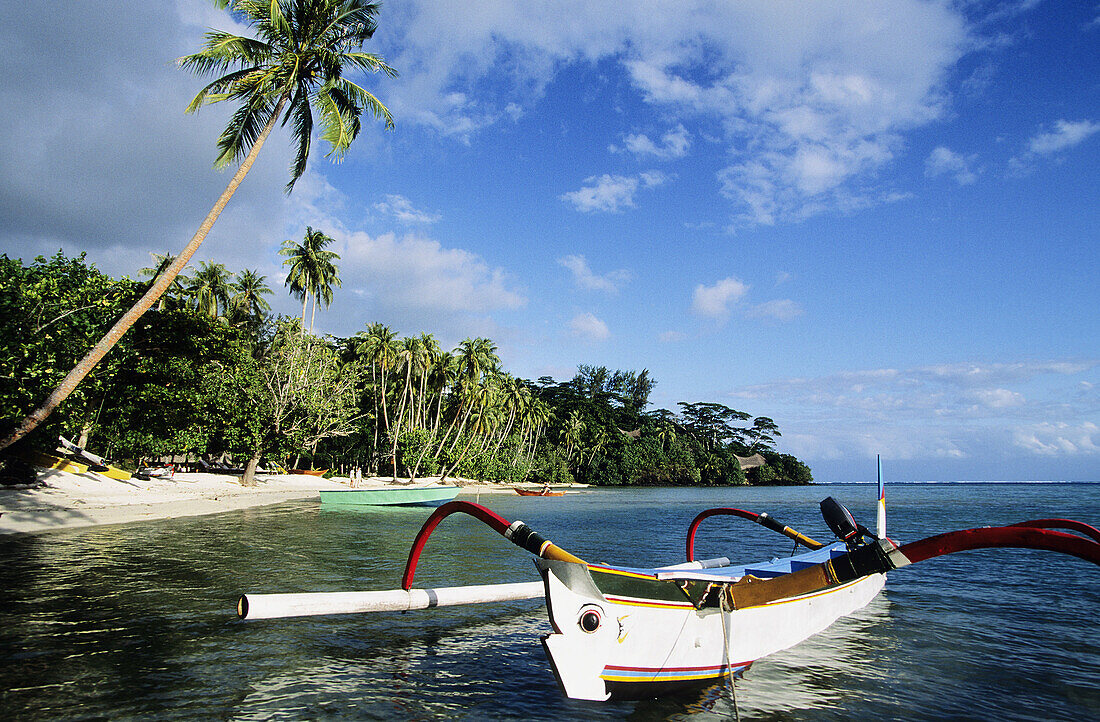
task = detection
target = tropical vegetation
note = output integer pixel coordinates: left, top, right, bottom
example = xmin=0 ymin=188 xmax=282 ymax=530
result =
xmin=0 ymin=251 xmax=812 ymax=488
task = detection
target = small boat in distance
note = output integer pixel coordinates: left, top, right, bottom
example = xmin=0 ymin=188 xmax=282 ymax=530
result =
xmin=288 ymin=468 xmax=329 ymax=476
xmin=514 ymin=486 xmax=564 ymax=496
xmin=318 ymin=485 xmax=460 ymax=507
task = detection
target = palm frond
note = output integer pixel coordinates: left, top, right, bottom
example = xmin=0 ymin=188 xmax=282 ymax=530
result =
xmin=184 ymin=67 xmax=257 ymax=113
xmin=316 ymin=86 xmax=359 ymax=159
xmin=336 ymin=77 xmax=394 ymax=131
xmin=214 ymin=92 xmax=276 ymax=167
xmin=266 ymin=0 xmax=292 ymax=39
xmin=342 ymin=52 xmax=399 ymax=78
xmin=286 ymin=86 xmax=314 ymax=191
xmin=178 ymin=32 xmax=270 ymax=75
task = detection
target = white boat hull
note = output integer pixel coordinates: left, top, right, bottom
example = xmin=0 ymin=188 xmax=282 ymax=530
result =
xmin=537 ymin=557 xmax=885 ymax=701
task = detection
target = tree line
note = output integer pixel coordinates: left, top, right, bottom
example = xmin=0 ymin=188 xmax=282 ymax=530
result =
xmin=0 ymin=251 xmax=812 ymax=487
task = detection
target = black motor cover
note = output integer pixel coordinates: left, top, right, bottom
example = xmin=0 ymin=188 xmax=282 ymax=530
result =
xmin=820 ymin=496 xmax=861 ymax=544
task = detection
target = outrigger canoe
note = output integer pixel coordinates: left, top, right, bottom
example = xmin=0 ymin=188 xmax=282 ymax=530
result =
xmin=238 ymin=472 xmax=1100 ymax=701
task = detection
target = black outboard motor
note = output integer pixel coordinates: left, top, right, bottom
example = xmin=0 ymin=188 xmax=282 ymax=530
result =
xmin=820 ymin=497 xmax=877 ymax=549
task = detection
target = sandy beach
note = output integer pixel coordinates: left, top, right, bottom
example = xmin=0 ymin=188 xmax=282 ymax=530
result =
xmin=0 ymin=468 xmax=518 ymax=535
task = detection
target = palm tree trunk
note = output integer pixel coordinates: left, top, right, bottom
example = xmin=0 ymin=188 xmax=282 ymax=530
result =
xmin=370 ymin=364 xmax=380 ymax=469
xmin=0 ymin=94 xmax=289 ymax=452
xmin=443 ymin=428 xmax=480 ymax=482
xmin=493 ymin=407 xmax=516 ymax=454
xmin=391 ymin=369 xmax=412 ymax=479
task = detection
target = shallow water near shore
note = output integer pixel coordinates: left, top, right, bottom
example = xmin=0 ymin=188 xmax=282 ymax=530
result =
xmin=1 ymin=483 xmax=1098 ymax=720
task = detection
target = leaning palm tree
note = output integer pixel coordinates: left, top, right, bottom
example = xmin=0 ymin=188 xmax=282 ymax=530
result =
xmin=0 ymin=0 xmax=396 ymax=451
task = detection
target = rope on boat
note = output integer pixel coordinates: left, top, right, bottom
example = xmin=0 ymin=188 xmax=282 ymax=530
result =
xmin=401 ymin=500 xmax=586 ymax=590
xmin=685 ymin=507 xmax=825 ymax=562
xmin=719 ymin=586 xmax=740 ymax=722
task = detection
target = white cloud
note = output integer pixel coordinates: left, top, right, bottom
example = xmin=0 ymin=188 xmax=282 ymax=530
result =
xmin=925 ymin=146 xmax=978 ymax=185
xmin=561 ymin=172 xmax=667 ymax=213
xmin=1013 ymin=422 xmax=1099 ymax=456
xmin=558 ymin=254 xmax=632 ymax=293
xmin=569 ymin=312 xmax=610 ymax=341
xmin=692 ymin=277 xmax=749 ymax=318
xmin=615 ymin=124 xmax=691 ymax=159
xmin=691 ymin=277 xmax=802 ymax=322
xmin=337 ymin=230 xmax=526 ymax=314
xmin=966 ymin=387 xmax=1024 ymax=409
xmin=919 ymin=361 xmax=1094 ymax=387
xmin=373 ymin=194 xmax=441 ymax=224
xmin=0 ymin=2 xmax=296 ymax=278
xmin=1010 ymin=119 xmax=1100 ymax=175
xmin=639 ymin=170 xmax=671 ymax=188
xmin=1028 ymin=119 xmax=1100 ymax=155
xmin=381 ymin=1 xmax=971 ymax=225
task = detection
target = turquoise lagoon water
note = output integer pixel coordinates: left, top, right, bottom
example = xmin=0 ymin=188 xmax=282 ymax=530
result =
xmin=1 ymin=483 xmax=1097 ymax=720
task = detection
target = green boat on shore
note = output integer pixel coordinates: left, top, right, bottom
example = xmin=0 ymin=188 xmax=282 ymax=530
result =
xmin=318 ymin=485 xmax=461 ymax=507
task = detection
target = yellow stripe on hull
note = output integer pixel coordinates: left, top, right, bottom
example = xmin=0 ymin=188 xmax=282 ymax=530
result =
xmin=603 ymin=595 xmax=695 ymax=610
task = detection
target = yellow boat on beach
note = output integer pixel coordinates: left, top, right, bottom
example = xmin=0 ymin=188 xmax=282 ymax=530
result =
xmin=23 ymin=450 xmax=89 ymax=474
xmin=19 ymin=449 xmax=132 ymax=480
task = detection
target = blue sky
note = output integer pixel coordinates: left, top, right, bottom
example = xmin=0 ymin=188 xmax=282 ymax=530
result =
xmin=1 ymin=1 xmax=1097 ymax=481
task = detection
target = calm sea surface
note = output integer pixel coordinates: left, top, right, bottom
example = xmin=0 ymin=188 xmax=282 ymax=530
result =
xmin=1 ymin=483 xmax=1098 ymax=720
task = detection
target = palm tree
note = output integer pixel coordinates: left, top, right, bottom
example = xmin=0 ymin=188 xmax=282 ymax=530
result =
xmin=427 ymin=350 xmax=456 ymax=434
xmin=355 ymin=322 xmax=398 ymax=458
xmin=229 ymin=269 xmax=273 ymax=321
xmin=0 ymin=0 xmax=396 ymax=450
xmin=281 ymin=226 xmax=342 ymax=332
xmin=442 ymin=338 xmax=501 ymax=455
xmin=411 ymin=333 xmax=438 ymax=429
xmin=188 ymin=261 xmax=233 ymax=318
xmin=388 ymin=336 xmax=417 ymax=478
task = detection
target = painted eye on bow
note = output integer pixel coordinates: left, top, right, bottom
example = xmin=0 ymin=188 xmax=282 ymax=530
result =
xmin=578 ymin=606 xmax=602 ymax=633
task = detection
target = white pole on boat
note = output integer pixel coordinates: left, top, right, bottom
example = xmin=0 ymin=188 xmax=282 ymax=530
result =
xmin=876 ymin=454 xmax=887 ymax=539
xmin=238 ymin=581 xmax=545 ymax=620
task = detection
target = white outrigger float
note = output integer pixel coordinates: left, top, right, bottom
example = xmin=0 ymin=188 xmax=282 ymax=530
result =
xmin=238 ymin=475 xmax=1100 ymax=701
